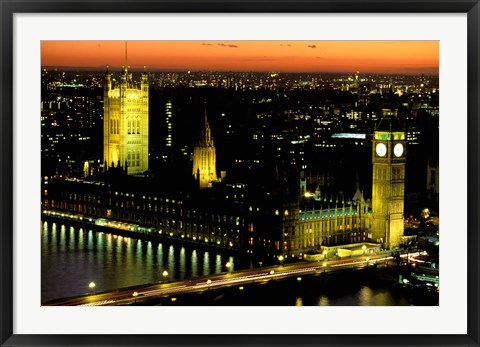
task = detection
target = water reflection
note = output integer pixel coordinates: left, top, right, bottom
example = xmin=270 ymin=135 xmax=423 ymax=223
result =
xmin=41 ymin=221 xmax=239 ymax=303
xmin=42 ymin=221 xmax=437 ymax=306
xmin=202 ymin=253 xmax=210 ymax=276
xmin=191 ymin=250 xmax=198 ymax=278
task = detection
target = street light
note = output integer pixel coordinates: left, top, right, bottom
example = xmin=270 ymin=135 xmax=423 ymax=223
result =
xmin=132 ymin=291 xmax=138 ymax=303
xmin=88 ymin=281 xmax=96 ymax=294
xmin=278 ymin=255 xmax=284 ymax=267
xmin=225 ymin=262 xmax=232 ymax=271
xmin=162 ymin=270 xmax=169 ymax=283
xmin=323 ymin=249 xmax=328 ymax=260
xmin=362 ymin=245 xmax=367 ymax=255
xmin=206 ymin=279 xmax=212 ymax=290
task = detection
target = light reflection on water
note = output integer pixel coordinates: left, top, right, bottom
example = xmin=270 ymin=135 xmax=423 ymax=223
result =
xmin=314 ymin=286 xmax=410 ymax=306
xmin=42 ymin=221 xmax=437 ymax=306
xmin=41 ymin=221 xmax=238 ymax=303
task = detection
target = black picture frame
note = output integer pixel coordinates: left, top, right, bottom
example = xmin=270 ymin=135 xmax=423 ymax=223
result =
xmin=1 ymin=1 xmax=479 ymax=346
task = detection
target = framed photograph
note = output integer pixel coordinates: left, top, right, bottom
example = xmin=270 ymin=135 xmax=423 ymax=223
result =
xmin=1 ymin=1 xmax=479 ymax=346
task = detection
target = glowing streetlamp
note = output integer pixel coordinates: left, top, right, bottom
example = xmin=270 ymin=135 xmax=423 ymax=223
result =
xmin=162 ymin=270 xmax=169 ymax=283
xmin=88 ymin=281 xmax=96 ymax=294
xmin=206 ymin=279 xmax=212 ymax=290
xmin=225 ymin=262 xmax=232 ymax=271
xmin=132 ymin=291 xmax=138 ymax=303
xmin=322 ymin=249 xmax=328 ymax=260
xmin=362 ymin=245 xmax=367 ymax=255
xmin=278 ymin=255 xmax=284 ymax=267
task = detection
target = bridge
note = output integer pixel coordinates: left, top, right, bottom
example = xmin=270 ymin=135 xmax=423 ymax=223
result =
xmin=44 ymin=252 xmax=426 ymax=306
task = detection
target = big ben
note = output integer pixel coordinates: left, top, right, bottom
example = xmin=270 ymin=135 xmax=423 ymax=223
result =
xmin=372 ymin=109 xmax=406 ymax=249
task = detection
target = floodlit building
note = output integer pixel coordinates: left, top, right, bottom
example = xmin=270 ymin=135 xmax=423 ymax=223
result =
xmin=192 ymin=110 xmax=218 ymax=188
xmin=44 ymin=108 xmax=406 ymax=258
xmin=371 ymin=110 xmax=406 ymax=249
xmin=103 ymin=65 xmax=149 ymax=175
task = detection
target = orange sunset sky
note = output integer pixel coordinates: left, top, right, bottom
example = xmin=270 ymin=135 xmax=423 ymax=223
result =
xmin=41 ymin=41 xmax=439 ymax=75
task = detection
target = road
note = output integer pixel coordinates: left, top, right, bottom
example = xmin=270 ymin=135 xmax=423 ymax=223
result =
xmin=44 ymin=251 xmax=426 ymax=306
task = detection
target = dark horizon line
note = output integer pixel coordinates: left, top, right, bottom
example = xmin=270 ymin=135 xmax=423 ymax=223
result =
xmin=41 ymin=65 xmax=439 ymax=77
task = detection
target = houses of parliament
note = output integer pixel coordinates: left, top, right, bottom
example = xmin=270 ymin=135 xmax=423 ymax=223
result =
xmin=42 ymin=66 xmax=407 ymax=261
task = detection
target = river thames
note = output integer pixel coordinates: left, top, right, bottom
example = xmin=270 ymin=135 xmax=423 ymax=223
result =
xmin=41 ymin=221 xmax=438 ymax=306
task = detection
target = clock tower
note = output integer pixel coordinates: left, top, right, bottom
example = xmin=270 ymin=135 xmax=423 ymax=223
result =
xmin=372 ymin=110 xmax=406 ymax=249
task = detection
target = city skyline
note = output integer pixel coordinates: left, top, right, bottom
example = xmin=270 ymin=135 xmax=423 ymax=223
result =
xmin=40 ymin=42 xmax=439 ymax=306
xmin=41 ymin=41 xmax=439 ymax=75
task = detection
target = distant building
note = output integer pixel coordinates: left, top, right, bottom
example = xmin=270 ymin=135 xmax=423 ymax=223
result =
xmin=192 ymin=110 xmax=218 ymax=188
xmin=103 ymin=65 xmax=149 ymax=175
xmin=165 ymin=101 xmax=173 ymax=149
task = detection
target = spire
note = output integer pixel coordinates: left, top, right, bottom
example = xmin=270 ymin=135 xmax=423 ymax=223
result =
xmin=204 ymin=107 xmax=209 ymax=129
xmin=196 ymin=105 xmax=214 ymax=147
xmin=314 ymin=184 xmax=321 ymax=201
xmin=202 ymin=100 xmax=209 ymax=128
xmin=125 ymin=41 xmax=128 ymax=71
xmin=352 ymin=178 xmax=364 ymax=204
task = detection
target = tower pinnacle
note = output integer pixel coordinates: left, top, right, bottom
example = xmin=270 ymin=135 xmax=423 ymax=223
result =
xmin=192 ymin=107 xmax=218 ymax=188
xmin=125 ymin=41 xmax=128 ymax=70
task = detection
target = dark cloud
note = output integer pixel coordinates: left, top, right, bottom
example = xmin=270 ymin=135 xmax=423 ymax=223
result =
xmin=307 ymin=45 xmax=316 ymax=49
xmin=217 ymin=43 xmax=238 ymax=48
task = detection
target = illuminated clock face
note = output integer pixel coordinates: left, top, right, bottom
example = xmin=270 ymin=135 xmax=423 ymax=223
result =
xmin=376 ymin=143 xmax=387 ymax=157
xmin=394 ymin=143 xmax=404 ymax=157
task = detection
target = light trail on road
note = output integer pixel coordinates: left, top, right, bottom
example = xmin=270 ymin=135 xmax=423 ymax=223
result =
xmin=46 ymin=251 xmax=424 ymax=306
